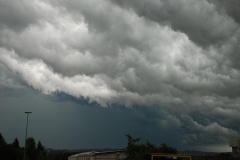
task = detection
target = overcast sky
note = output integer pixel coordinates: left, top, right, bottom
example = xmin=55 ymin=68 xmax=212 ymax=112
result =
xmin=1 ymin=0 xmax=240 ymax=152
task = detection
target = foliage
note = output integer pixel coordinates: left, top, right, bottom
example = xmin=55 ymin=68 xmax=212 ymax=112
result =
xmin=26 ymin=137 xmax=47 ymax=160
xmin=26 ymin=137 xmax=37 ymax=160
xmin=37 ymin=141 xmax=47 ymax=160
xmin=13 ymin=138 xmax=20 ymax=148
xmin=125 ymin=134 xmax=177 ymax=160
xmin=158 ymin=143 xmax=178 ymax=153
xmin=0 ymin=133 xmax=46 ymax=160
xmin=0 ymin=133 xmax=23 ymax=160
xmin=0 ymin=132 xmax=7 ymax=146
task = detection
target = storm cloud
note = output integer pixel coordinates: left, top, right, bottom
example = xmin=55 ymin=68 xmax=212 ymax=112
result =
xmin=0 ymin=0 xmax=240 ymax=151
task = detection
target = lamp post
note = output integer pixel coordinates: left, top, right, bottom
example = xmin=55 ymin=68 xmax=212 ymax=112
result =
xmin=23 ymin=112 xmax=32 ymax=160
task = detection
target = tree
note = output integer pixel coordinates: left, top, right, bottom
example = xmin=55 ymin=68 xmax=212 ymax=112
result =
xmin=13 ymin=138 xmax=20 ymax=148
xmin=0 ymin=133 xmax=8 ymax=160
xmin=125 ymin=134 xmax=142 ymax=160
xmin=25 ymin=138 xmax=47 ymax=160
xmin=0 ymin=134 xmax=23 ymax=160
xmin=37 ymin=141 xmax=46 ymax=160
xmin=0 ymin=133 xmax=7 ymax=146
xmin=158 ymin=143 xmax=177 ymax=154
xmin=26 ymin=137 xmax=37 ymax=160
xmin=37 ymin=141 xmax=44 ymax=150
xmin=125 ymin=134 xmax=177 ymax=160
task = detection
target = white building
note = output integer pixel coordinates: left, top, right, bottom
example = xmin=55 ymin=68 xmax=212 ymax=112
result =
xmin=68 ymin=150 xmax=126 ymax=160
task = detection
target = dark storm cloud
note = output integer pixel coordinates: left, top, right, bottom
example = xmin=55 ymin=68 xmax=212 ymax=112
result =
xmin=0 ymin=0 xmax=240 ymax=151
xmin=111 ymin=0 xmax=238 ymax=47
xmin=0 ymin=0 xmax=39 ymax=31
xmin=207 ymin=0 xmax=240 ymax=24
xmin=111 ymin=0 xmax=240 ymax=71
xmin=0 ymin=87 xmax=183 ymax=149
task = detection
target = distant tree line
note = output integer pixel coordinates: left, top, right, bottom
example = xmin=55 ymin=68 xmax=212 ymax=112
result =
xmin=124 ymin=134 xmax=240 ymax=160
xmin=0 ymin=133 xmax=46 ymax=160
xmin=125 ymin=134 xmax=177 ymax=160
xmin=2 ymin=132 xmax=238 ymax=160
xmin=195 ymin=153 xmax=239 ymax=160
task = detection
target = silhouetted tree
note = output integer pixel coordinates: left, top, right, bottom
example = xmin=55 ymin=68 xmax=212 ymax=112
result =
xmin=125 ymin=134 xmax=177 ymax=160
xmin=158 ymin=143 xmax=177 ymax=154
xmin=37 ymin=141 xmax=44 ymax=150
xmin=26 ymin=137 xmax=37 ymax=160
xmin=0 ymin=133 xmax=8 ymax=160
xmin=13 ymin=138 xmax=20 ymax=148
xmin=125 ymin=134 xmax=141 ymax=160
xmin=0 ymin=133 xmax=23 ymax=160
xmin=37 ymin=141 xmax=46 ymax=160
xmin=0 ymin=133 xmax=7 ymax=146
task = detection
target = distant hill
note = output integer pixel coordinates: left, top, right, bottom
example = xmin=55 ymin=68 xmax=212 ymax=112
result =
xmin=179 ymin=150 xmax=227 ymax=156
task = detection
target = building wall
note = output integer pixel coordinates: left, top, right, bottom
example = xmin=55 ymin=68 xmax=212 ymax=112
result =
xmin=77 ymin=155 xmax=92 ymax=160
xmin=94 ymin=152 xmax=126 ymax=160
xmin=68 ymin=151 xmax=126 ymax=160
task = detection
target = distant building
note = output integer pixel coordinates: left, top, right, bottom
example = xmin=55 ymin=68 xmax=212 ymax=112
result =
xmin=68 ymin=150 xmax=126 ymax=160
xmin=229 ymin=137 xmax=240 ymax=154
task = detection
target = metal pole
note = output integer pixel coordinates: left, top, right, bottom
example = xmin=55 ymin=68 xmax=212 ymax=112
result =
xmin=23 ymin=112 xmax=32 ymax=160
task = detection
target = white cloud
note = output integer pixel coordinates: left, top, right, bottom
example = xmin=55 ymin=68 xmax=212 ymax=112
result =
xmin=0 ymin=0 xmax=239 ymax=109
xmin=0 ymin=0 xmax=212 ymax=105
xmin=0 ymin=48 xmax=116 ymax=106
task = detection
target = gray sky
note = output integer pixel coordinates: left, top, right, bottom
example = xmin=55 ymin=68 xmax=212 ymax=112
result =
xmin=0 ymin=0 xmax=240 ymax=152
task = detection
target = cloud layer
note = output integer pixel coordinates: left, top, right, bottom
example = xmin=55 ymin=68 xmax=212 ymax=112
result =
xmin=0 ymin=0 xmax=240 ymax=150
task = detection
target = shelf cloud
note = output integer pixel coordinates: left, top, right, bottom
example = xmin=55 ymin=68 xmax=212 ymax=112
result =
xmin=0 ymin=0 xmax=240 ymax=151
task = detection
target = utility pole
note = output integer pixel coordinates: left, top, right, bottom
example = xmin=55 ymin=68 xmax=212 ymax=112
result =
xmin=23 ymin=112 xmax=32 ymax=160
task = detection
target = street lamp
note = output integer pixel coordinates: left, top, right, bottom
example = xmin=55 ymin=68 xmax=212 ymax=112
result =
xmin=23 ymin=112 xmax=32 ymax=160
